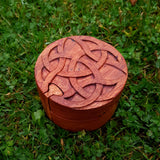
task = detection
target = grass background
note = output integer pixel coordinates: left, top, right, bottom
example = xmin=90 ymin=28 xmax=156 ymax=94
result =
xmin=0 ymin=0 xmax=160 ymax=159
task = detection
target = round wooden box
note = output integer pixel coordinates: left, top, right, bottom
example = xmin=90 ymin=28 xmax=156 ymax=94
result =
xmin=35 ymin=36 xmax=128 ymax=131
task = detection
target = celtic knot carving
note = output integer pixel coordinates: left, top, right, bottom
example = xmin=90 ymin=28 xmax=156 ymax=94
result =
xmin=35 ymin=36 xmax=127 ymax=109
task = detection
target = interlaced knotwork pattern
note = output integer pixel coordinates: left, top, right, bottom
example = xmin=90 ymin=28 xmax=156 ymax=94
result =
xmin=35 ymin=36 xmax=127 ymax=109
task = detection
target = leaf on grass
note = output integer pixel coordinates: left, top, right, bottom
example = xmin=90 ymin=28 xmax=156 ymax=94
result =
xmin=60 ymin=138 xmax=64 ymax=150
xmin=146 ymin=130 xmax=153 ymax=137
xmin=130 ymin=0 xmax=137 ymax=6
xmin=32 ymin=109 xmax=44 ymax=123
xmin=4 ymin=147 xmax=13 ymax=156
xmin=7 ymin=140 xmax=14 ymax=147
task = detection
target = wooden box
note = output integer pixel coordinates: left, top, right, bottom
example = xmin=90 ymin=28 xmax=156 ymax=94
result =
xmin=35 ymin=36 xmax=128 ymax=131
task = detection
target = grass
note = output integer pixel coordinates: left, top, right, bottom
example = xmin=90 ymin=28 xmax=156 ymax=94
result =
xmin=0 ymin=0 xmax=160 ymax=159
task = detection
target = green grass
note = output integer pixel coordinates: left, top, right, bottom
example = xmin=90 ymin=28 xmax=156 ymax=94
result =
xmin=0 ymin=0 xmax=160 ymax=159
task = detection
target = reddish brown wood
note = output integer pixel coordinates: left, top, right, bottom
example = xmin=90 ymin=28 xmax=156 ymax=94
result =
xmin=35 ymin=36 xmax=128 ymax=131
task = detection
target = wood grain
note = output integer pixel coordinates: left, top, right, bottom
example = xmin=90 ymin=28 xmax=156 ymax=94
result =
xmin=35 ymin=36 xmax=128 ymax=131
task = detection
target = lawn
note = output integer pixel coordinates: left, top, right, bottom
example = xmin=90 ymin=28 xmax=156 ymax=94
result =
xmin=0 ymin=0 xmax=160 ymax=159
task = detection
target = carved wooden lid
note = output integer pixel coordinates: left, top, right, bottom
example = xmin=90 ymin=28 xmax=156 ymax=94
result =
xmin=35 ymin=36 xmax=128 ymax=110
